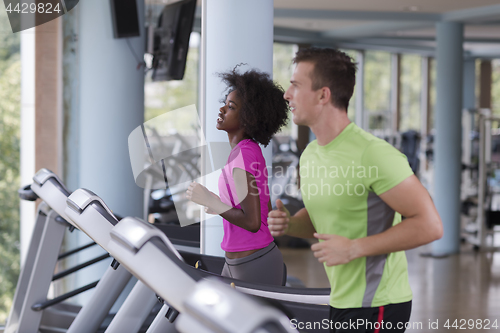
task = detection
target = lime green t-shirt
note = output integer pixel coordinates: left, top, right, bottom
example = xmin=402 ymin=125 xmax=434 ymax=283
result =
xmin=300 ymin=123 xmax=413 ymax=309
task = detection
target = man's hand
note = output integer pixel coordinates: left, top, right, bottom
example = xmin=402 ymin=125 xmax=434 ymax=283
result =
xmin=267 ymin=199 xmax=290 ymax=237
xmin=311 ymin=233 xmax=355 ymax=266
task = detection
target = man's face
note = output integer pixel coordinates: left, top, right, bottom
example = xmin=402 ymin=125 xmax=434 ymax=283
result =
xmin=283 ymin=61 xmax=321 ymax=126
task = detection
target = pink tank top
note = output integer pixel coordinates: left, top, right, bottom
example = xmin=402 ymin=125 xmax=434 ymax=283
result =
xmin=218 ymin=139 xmax=273 ymax=252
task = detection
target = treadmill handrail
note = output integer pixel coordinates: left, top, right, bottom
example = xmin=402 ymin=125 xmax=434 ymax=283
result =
xmin=31 ymin=173 xmax=74 ymax=224
xmin=18 ymin=184 xmax=39 ymax=201
xmin=110 ymin=217 xmax=184 ymax=261
xmin=33 ymin=168 xmax=70 ymax=196
xmin=66 ymin=188 xmax=118 ymax=224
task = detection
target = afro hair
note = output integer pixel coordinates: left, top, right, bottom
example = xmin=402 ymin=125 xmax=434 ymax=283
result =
xmin=218 ymin=67 xmax=289 ymax=147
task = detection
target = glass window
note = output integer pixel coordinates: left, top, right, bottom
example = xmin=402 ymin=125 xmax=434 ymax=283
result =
xmin=429 ymin=58 xmax=436 ymax=131
xmin=399 ymin=54 xmax=422 ymax=132
xmin=364 ymin=51 xmax=391 ymax=130
xmin=340 ymin=49 xmax=358 ymax=123
xmin=273 ymin=42 xmax=297 ymax=136
xmin=0 ymin=7 xmax=21 ymax=324
xmin=492 ymin=59 xmax=500 ymax=117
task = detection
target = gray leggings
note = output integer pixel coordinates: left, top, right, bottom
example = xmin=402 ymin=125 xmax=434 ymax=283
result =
xmin=221 ymin=242 xmax=285 ymax=286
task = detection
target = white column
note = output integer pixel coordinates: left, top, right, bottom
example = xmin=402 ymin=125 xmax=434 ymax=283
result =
xmin=432 ymin=22 xmax=463 ymax=256
xmin=73 ymin=0 xmax=145 ymax=300
xmin=20 ymin=28 xmax=36 ymax=267
xmin=78 ymin=0 xmax=144 ymax=219
xmin=201 ymin=0 xmax=274 ymax=256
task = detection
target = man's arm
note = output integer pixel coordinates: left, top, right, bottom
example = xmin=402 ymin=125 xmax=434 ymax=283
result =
xmin=312 ymin=175 xmax=443 ymax=266
xmin=268 ymin=199 xmax=316 ymax=238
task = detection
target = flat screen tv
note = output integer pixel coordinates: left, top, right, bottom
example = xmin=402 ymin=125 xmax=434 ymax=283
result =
xmin=152 ymin=0 xmax=197 ymax=81
xmin=110 ymin=0 xmax=141 ymax=39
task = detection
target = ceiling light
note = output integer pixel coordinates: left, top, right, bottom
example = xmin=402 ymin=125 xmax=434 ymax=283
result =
xmin=403 ymin=5 xmax=420 ymax=12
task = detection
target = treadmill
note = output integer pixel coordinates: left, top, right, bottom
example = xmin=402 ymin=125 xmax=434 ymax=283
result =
xmin=65 ymin=188 xmax=330 ymax=333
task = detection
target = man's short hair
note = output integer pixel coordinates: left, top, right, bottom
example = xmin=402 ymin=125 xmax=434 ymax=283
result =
xmin=293 ymin=47 xmax=357 ymax=111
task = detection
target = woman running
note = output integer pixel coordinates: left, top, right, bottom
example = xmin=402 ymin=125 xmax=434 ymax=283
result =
xmin=186 ymin=67 xmax=289 ymax=285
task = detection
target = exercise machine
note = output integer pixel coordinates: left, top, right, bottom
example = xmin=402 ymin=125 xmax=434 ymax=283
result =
xmin=6 ymin=169 xmax=147 ymax=333
xmin=462 ymin=109 xmax=500 ymax=250
xmin=6 ymin=169 xmax=131 ymax=333
xmin=65 ymin=188 xmax=330 ymax=333
xmin=108 ymin=217 xmax=298 ymax=333
xmin=9 ymin=169 xmax=329 ymax=332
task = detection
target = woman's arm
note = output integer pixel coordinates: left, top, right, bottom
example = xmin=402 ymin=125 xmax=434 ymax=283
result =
xmin=186 ymin=168 xmax=262 ymax=232
xmin=219 ymin=168 xmax=261 ymax=232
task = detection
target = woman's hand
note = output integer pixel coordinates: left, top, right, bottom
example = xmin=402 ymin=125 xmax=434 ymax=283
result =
xmin=186 ymin=182 xmax=233 ymax=216
xmin=186 ymin=181 xmax=213 ymax=206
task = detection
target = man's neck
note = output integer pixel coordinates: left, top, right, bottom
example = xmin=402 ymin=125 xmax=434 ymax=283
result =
xmin=310 ymin=107 xmax=351 ymax=146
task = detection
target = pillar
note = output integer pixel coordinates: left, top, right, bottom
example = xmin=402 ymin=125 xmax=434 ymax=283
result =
xmin=70 ymin=0 xmax=145 ymax=301
xmin=432 ymin=22 xmax=463 ymax=256
xmin=76 ymin=0 xmax=144 ymax=219
xmin=201 ymin=0 xmax=273 ymax=256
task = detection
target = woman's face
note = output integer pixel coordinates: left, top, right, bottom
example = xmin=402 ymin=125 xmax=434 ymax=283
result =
xmin=217 ymin=90 xmax=242 ymax=132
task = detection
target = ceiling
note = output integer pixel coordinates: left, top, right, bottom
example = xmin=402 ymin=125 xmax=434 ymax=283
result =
xmin=149 ymin=0 xmax=500 ymax=58
xmin=273 ymin=0 xmax=500 ymax=13
xmin=271 ymin=0 xmax=500 ymax=57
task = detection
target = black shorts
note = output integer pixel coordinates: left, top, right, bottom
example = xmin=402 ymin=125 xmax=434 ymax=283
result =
xmin=329 ymin=301 xmax=412 ymax=333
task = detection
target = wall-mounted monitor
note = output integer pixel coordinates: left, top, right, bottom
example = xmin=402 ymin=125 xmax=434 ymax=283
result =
xmin=110 ymin=0 xmax=140 ymax=39
xmin=151 ymin=0 xmax=197 ymax=81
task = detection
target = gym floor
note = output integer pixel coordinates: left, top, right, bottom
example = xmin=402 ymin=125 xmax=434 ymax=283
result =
xmin=281 ymin=241 xmax=500 ymax=332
